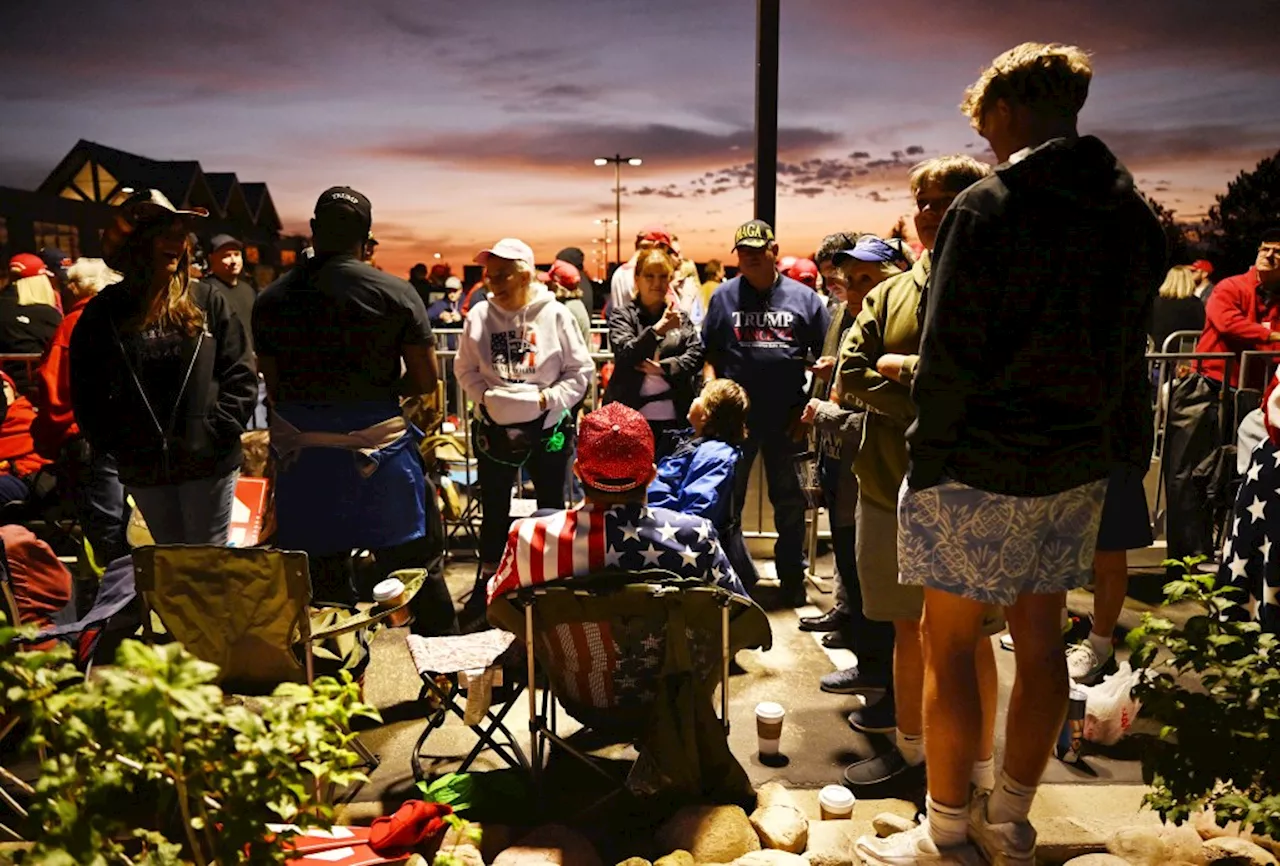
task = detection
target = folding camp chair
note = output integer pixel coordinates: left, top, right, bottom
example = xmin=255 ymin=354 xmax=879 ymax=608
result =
xmin=132 ymin=545 xmax=427 ymax=772
xmin=487 ymin=571 xmax=772 ymax=813
xmin=405 ymin=628 xmax=539 ymax=781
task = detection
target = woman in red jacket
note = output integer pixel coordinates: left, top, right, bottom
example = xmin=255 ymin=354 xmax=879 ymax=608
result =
xmin=31 ymin=257 xmax=128 ymax=568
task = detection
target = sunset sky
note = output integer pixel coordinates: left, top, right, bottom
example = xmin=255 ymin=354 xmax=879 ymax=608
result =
xmin=2 ymin=0 xmax=1277 ymax=278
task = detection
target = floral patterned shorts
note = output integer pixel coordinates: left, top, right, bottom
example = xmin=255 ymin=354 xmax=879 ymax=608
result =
xmin=897 ymin=477 xmax=1107 ymax=607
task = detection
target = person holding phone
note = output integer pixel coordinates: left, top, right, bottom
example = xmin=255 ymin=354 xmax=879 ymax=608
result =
xmin=604 ymin=246 xmax=704 ymax=450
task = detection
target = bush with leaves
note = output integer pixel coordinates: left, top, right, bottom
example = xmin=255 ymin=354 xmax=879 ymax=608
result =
xmin=2 ymin=610 xmax=380 ymax=865
xmin=1127 ymin=557 xmax=1280 ymax=841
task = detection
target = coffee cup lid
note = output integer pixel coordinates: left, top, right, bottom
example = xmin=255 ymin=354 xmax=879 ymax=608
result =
xmin=755 ymin=701 xmax=785 ymax=719
xmin=819 ymin=784 xmax=856 ymax=808
xmin=373 ymin=577 xmax=406 ymax=603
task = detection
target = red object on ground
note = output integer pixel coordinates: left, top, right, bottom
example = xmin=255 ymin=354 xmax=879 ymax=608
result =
xmin=368 ymin=801 xmax=453 ymax=857
xmin=1 ymin=524 xmax=72 ymax=649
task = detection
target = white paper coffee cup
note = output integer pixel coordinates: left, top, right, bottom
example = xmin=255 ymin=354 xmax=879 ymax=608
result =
xmin=373 ymin=577 xmax=410 ymax=627
xmin=755 ymin=701 xmax=785 ymax=755
xmin=819 ymin=784 xmax=856 ymax=819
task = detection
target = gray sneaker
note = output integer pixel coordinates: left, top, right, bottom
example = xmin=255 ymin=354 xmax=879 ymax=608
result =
xmin=968 ymin=790 xmax=1036 ymax=866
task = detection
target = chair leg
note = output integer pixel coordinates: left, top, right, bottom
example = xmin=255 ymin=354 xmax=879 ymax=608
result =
xmin=721 ymin=603 xmax=731 ymax=734
xmin=351 ymin=736 xmax=380 ymax=772
xmin=525 ymin=604 xmax=540 ymax=791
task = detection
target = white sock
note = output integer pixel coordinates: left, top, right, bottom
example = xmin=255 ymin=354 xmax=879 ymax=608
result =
xmin=987 ymin=770 xmax=1037 ymax=825
xmin=896 ymin=730 xmax=925 ymax=766
xmin=1087 ymin=630 xmax=1112 ymax=659
xmin=926 ymin=796 xmax=969 ymax=848
xmin=971 ymin=756 xmax=996 ymax=792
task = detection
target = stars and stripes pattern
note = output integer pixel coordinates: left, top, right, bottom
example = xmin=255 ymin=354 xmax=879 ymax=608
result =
xmin=1217 ymin=438 xmax=1280 ymax=633
xmin=486 ymin=501 xmax=746 ymax=604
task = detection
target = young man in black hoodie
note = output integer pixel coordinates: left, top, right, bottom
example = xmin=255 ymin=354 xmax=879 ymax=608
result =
xmin=857 ymin=44 xmax=1166 ymax=866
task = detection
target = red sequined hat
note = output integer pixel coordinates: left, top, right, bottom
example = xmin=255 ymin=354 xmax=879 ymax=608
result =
xmin=576 ymin=402 xmax=655 ymax=492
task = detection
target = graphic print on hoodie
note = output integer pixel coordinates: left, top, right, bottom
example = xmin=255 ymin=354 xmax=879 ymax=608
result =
xmin=732 ymin=309 xmax=795 ymax=349
xmin=491 ymin=328 xmax=538 ymax=380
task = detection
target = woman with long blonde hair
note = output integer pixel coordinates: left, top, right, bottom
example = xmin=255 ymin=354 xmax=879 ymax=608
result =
xmin=69 ymin=190 xmax=256 ymax=545
xmin=1151 ymin=264 xmax=1206 ymax=350
xmin=1 ymin=253 xmax=63 ymax=393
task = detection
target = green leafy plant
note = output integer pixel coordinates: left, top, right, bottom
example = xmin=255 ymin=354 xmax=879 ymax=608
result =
xmin=433 ymin=814 xmax=482 ymax=866
xmin=1127 ymin=556 xmax=1280 ymax=840
xmin=2 ymin=611 xmax=380 ymax=865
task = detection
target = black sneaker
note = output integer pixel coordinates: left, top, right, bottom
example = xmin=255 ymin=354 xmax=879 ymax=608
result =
xmin=842 ymin=748 xmax=926 ymax=801
xmin=820 ymin=666 xmax=890 ymax=695
xmin=780 ymin=582 xmax=808 ymax=608
xmin=821 ymin=630 xmax=855 ymax=650
xmin=799 ymin=607 xmax=851 ymax=633
xmin=848 ymin=696 xmax=897 ymax=734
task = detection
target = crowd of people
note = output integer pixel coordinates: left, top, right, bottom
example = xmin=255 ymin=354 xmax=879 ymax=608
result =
xmin=2 ymin=38 xmax=1278 ymax=866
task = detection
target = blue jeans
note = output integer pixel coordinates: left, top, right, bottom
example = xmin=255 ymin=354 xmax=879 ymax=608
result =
xmin=74 ymin=450 xmax=127 ymax=566
xmin=734 ymin=429 xmax=808 ymax=586
xmin=128 ymin=470 xmax=239 ymax=545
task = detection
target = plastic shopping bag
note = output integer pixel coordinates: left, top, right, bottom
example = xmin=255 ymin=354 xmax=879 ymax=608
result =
xmin=1081 ymin=661 xmax=1143 ymax=746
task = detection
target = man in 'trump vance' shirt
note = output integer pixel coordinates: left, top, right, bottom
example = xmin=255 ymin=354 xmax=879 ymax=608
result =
xmin=702 ymin=219 xmax=830 ymax=606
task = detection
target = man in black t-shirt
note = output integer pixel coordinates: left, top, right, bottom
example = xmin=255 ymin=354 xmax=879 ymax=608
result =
xmin=255 ymin=186 xmax=455 ymax=635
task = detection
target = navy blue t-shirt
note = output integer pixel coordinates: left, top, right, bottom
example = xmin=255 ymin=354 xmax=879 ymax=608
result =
xmin=702 ymin=273 xmax=830 ymax=433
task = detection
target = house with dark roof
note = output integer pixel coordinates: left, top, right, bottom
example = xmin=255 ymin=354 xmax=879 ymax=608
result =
xmin=1 ymin=139 xmax=302 ymax=284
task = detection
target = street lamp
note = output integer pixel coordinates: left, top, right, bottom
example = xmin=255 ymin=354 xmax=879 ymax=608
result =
xmin=594 ymin=154 xmax=643 ymax=268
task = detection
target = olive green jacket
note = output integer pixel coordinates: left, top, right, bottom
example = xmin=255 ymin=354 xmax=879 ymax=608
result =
xmin=838 ymin=252 xmax=929 ymax=511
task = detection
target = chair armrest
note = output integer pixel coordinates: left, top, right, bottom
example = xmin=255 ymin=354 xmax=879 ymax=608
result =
xmin=307 ymin=568 xmax=428 ymax=641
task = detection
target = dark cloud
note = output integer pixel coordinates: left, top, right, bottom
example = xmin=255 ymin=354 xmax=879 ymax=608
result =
xmin=364 ymin=123 xmax=841 ymax=171
xmin=1090 ymin=123 xmax=1280 ymax=169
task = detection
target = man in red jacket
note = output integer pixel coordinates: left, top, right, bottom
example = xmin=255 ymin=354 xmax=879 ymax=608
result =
xmin=1194 ymin=228 xmax=1280 ymax=388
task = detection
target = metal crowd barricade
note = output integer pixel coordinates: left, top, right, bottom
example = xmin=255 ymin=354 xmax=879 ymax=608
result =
xmin=0 ymin=354 xmax=43 ymax=392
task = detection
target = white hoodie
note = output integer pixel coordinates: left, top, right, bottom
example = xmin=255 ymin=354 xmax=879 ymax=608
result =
xmin=456 ymin=284 xmax=593 ymax=429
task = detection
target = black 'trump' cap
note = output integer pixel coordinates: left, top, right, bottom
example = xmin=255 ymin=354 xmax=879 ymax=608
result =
xmin=314 ymin=186 xmax=372 ymax=231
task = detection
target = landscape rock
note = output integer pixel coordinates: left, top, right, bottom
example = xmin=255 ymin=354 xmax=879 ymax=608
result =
xmin=1196 ymin=811 xmax=1246 ymax=841
xmin=441 ymin=844 xmax=486 ymax=866
xmin=1063 ymin=855 xmax=1132 ymax=866
xmin=654 ymin=852 xmax=695 ymax=866
xmin=804 ymin=820 xmax=855 ymax=866
xmin=492 ymin=824 xmax=602 ymax=866
xmin=656 ymin=805 xmax=760 ymax=865
xmin=750 ymin=805 xmax=809 ymax=853
xmin=617 ymin=859 xmax=652 ymax=866
xmin=733 ymin=852 xmax=809 ymax=866
xmin=1161 ymin=824 xmax=1209 ymax=866
xmin=873 ymin=813 xmax=918 ymax=838
xmin=1107 ymin=827 xmax=1167 ymax=866
xmin=1202 ymin=837 xmax=1278 ymax=866
xmin=755 ymin=782 xmax=797 ymax=811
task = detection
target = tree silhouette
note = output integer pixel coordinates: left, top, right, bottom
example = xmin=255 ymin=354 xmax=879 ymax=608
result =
xmin=1207 ymin=149 xmax=1280 ymax=275
xmin=1145 ymin=195 xmax=1191 ymax=265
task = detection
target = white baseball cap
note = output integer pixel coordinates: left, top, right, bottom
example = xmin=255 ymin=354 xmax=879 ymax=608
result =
xmin=475 ymin=238 xmax=535 ymax=267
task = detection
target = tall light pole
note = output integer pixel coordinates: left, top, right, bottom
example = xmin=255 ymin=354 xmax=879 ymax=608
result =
xmin=594 ymin=154 xmax=642 ymax=268
xmin=755 ymin=0 xmax=779 ymax=228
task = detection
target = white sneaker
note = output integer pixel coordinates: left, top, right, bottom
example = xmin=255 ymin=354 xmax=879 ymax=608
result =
xmin=1065 ymin=641 xmax=1116 ymax=685
xmin=856 ymin=823 xmax=985 ymax=866
xmin=968 ymin=791 xmax=1036 ymax=866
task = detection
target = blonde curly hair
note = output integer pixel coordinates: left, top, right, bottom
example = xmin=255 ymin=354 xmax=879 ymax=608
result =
xmin=960 ymin=42 xmax=1092 ymax=130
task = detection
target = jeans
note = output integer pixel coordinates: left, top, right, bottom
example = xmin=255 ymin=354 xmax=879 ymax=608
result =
xmin=73 ymin=450 xmax=128 ymax=566
xmin=128 ymin=469 xmax=239 ymax=545
xmin=734 ymin=429 xmax=808 ymax=586
xmin=476 ymin=431 xmax=574 ymax=565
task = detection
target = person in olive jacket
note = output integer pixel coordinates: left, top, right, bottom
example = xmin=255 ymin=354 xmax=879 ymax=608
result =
xmin=70 ymin=190 xmax=256 ymax=545
xmin=605 ymin=246 xmax=704 ymax=449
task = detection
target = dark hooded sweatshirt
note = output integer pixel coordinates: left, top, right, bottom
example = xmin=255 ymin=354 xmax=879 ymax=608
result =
xmin=906 ymin=136 xmax=1167 ymax=496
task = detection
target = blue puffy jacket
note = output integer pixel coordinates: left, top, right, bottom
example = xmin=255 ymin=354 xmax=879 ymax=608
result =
xmin=648 ymin=434 xmax=740 ymax=533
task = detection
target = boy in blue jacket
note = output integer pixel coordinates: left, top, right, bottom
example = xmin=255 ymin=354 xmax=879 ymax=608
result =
xmin=649 ymin=378 xmax=758 ymax=590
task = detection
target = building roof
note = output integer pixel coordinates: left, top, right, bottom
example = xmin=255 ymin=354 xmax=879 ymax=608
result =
xmin=36 ymin=139 xmax=282 ymax=235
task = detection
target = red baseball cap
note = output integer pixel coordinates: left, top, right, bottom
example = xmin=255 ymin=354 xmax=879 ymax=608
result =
xmin=548 ymin=259 xmax=581 ymax=290
xmin=785 ymin=257 xmax=819 ymax=288
xmin=8 ymin=253 xmax=53 ymax=278
xmin=576 ymin=402 xmax=654 ymax=493
xmin=1191 ymin=259 xmax=1214 ymax=275
xmin=636 ymin=225 xmax=673 ymax=248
